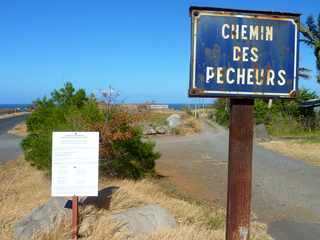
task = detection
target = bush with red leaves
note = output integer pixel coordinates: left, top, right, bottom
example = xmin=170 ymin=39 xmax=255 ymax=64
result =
xmin=93 ymin=109 xmax=160 ymax=179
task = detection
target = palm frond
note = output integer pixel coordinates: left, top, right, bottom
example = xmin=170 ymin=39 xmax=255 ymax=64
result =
xmin=317 ymin=14 xmax=320 ymax=38
xmin=300 ymin=39 xmax=314 ymax=46
xmin=300 ymin=24 xmax=316 ymax=42
xmin=307 ymin=15 xmax=318 ymax=37
xmin=316 ymin=52 xmax=320 ymax=70
xmin=298 ymin=67 xmax=312 ymax=79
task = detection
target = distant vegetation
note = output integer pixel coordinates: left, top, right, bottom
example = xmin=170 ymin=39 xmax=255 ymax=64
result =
xmin=212 ymin=88 xmax=320 ymax=139
xmin=22 ymin=82 xmax=160 ymax=179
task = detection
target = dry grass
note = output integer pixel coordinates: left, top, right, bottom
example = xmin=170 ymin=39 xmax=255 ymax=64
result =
xmin=0 ymin=157 xmax=272 ymax=240
xmin=259 ymin=140 xmax=320 ymax=166
xmin=0 ymin=156 xmax=50 ymax=240
xmin=175 ymin=117 xmax=201 ymax=135
xmin=142 ymin=109 xmax=202 ymax=136
xmin=104 ymin=179 xmax=225 ymax=226
xmin=135 ymin=225 xmax=224 ymax=240
xmin=7 ymin=122 xmax=27 ymax=137
xmin=142 ymin=109 xmax=178 ymax=125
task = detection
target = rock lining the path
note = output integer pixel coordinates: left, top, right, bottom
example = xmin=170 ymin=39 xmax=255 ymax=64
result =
xmin=166 ymin=114 xmax=181 ymax=128
xmin=14 ymin=198 xmax=70 ymax=240
xmin=112 ymin=204 xmax=176 ymax=235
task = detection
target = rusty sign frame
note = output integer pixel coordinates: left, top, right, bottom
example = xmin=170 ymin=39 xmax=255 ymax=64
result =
xmin=189 ymin=6 xmax=300 ymax=98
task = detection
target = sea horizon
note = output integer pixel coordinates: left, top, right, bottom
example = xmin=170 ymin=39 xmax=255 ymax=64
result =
xmin=0 ymin=102 xmax=211 ymax=111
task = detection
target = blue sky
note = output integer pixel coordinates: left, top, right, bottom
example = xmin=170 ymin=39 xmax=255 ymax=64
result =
xmin=0 ymin=0 xmax=319 ymax=104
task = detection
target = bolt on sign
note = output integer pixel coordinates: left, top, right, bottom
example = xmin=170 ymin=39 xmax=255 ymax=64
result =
xmin=189 ymin=6 xmax=300 ymax=98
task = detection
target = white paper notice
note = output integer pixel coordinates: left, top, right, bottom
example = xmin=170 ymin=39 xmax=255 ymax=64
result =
xmin=51 ymin=132 xmax=99 ymax=197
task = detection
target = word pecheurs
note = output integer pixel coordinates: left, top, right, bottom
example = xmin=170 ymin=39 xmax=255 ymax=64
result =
xmin=207 ymin=24 xmax=285 ymax=87
xmin=189 ymin=7 xmax=299 ymax=98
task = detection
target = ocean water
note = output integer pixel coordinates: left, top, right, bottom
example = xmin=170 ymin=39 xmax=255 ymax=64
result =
xmin=0 ymin=103 xmax=209 ymax=111
xmin=168 ymin=103 xmax=210 ymax=110
xmin=0 ymin=104 xmax=31 ymax=110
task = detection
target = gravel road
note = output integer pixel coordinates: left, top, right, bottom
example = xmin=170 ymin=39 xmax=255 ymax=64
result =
xmin=0 ymin=114 xmax=28 ymax=164
xmin=154 ymin=121 xmax=320 ymax=240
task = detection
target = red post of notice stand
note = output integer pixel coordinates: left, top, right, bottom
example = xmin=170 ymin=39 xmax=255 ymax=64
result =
xmin=72 ymin=196 xmax=78 ymax=240
xmin=226 ymin=99 xmax=254 ymax=240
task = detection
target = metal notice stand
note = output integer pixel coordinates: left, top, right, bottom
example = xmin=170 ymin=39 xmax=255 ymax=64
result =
xmin=72 ymin=196 xmax=79 ymax=240
xmin=52 ymin=132 xmax=99 ymax=240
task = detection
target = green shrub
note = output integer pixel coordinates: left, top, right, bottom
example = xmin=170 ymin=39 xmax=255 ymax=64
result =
xmin=213 ymin=88 xmax=319 ymax=134
xmin=22 ymin=83 xmax=105 ymax=170
xmin=94 ymin=109 xmax=160 ymax=179
xmin=112 ymin=129 xmax=160 ymax=178
xmin=22 ymin=82 xmax=160 ymax=179
xmin=213 ymin=99 xmax=229 ymax=126
xmin=214 ymin=98 xmax=274 ymax=126
xmin=254 ymin=100 xmax=269 ymax=124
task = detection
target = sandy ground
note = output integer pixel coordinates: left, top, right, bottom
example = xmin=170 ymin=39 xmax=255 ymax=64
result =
xmin=154 ymin=120 xmax=320 ymax=240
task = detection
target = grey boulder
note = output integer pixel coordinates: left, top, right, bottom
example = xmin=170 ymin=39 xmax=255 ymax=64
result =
xmin=142 ymin=125 xmax=157 ymax=135
xmin=154 ymin=125 xmax=168 ymax=135
xmin=166 ymin=114 xmax=181 ymax=128
xmin=112 ymin=204 xmax=176 ymax=235
xmin=14 ymin=197 xmax=70 ymax=240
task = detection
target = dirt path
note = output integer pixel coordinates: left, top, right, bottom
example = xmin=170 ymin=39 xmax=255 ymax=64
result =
xmin=154 ymin=121 xmax=320 ymax=240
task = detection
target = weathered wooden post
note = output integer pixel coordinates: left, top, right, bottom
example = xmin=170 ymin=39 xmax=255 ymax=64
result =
xmin=226 ymin=99 xmax=253 ymax=240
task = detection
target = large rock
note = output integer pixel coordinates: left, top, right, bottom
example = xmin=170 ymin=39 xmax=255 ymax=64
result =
xmin=154 ymin=125 xmax=168 ymax=135
xmin=142 ymin=125 xmax=157 ymax=135
xmin=254 ymin=123 xmax=270 ymax=141
xmin=166 ymin=114 xmax=181 ymax=128
xmin=14 ymin=198 xmax=70 ymax=240
xmin=112 ymin=204 xmax=176 ymax=235
xmin=142 ymin=123 xmax=169 ymax=135
xmin=79 ymin=186 xmax=119 ymax=209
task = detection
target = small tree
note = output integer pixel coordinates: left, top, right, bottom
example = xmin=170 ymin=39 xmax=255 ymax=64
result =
xmin=93 ymin=110 xmax=160 ymax=179
xmin=22 ymin=82 xmax=105 ymax=170
xmin=22 ymin=82 xmax=160 ymax=179
xmin=101 ymin=85 xmax=120 ymax=118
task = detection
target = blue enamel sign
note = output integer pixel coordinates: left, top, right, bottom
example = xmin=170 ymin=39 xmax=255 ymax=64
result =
xmin=189 ymin=7 xmax=300 ymax=98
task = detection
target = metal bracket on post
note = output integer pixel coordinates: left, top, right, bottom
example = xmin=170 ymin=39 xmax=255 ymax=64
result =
xmin=226 ymin=98 xmax=254 ymax=240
